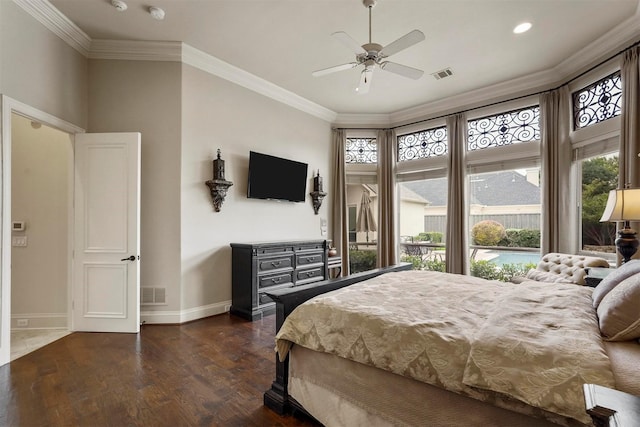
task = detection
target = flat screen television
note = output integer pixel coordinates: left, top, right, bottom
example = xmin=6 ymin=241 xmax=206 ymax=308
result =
xmin=247 ymin=151 xmax=308 ymax=202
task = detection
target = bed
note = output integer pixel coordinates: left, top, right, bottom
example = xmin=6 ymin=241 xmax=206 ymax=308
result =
xmin=263 ymin=263 xmax=640 ymax=426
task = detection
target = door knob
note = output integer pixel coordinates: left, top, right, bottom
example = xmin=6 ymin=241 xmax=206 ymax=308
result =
xmin=121 ymin=255 xmax=136 ymax=261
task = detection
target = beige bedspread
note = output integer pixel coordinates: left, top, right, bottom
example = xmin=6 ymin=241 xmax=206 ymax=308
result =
xmin=275 ymin=270 xmax=615 ymax=425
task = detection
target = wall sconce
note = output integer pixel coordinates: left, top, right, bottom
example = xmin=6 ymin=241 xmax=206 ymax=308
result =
xmin=310 ymin=170 xmax=326 ymax=215
xmin=206 ymin=149 xmax=233 ymax=212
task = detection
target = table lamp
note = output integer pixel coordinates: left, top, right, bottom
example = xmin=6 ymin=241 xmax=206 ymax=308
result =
xmin=600 ymin=188 xmax=640 ymax=263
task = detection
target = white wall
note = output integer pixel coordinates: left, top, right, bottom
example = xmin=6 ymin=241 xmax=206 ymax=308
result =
xmin=180 ymin=64 xmax=332 ymax=312
xmin=11 ymin=114 xmax=71 ymax=328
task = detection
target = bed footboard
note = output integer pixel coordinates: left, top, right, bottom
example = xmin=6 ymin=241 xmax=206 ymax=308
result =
xmin=263 ymin=263 xmax=412 ymax=415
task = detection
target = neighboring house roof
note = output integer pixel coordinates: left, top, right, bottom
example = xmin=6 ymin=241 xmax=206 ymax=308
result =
xmin=402 ymin=171 xmax=540 ymax=207
xmin=361 ymin=183 xmax=429 ymax=204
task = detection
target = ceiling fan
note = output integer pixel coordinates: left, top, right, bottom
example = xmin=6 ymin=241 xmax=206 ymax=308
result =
xmin=312 ymin=0 xmax=426 ymax=94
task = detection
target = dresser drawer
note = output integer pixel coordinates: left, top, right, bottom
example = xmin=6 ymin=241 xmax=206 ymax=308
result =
xmin=258 ymin=272 xmax=293 ymax=289
xmin=258 ymin=256 xmax=293 ymax=273
xmin=296 ymin=267 xmax=324 ymax=283
xmin=296 ymin=252 xmax=324 ymax=267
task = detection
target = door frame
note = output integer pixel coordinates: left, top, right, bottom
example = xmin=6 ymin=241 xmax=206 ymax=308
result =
xmin=0 ymin=95 xmax=84 ymax=366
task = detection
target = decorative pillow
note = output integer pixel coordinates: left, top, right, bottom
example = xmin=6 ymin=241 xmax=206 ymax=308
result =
xmin=598 ymin=273 xmax=640 ymax=341
xmin=592 ymin=260 xmax=640 ymax=308
xmin=525 ymin=269 xmax=574 ymax=284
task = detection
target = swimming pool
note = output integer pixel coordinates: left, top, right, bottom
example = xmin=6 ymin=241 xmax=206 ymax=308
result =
xmin=485 ymin=251 xmax=540 ymax=266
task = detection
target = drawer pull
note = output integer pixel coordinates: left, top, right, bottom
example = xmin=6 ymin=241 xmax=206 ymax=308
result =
xmin=271 ymin=277 xmax=282 ymax=284
xmin=271 ymin=261 xmax=282 ymax=267
xmin=305 ymin=256 xmax=315 ymax=262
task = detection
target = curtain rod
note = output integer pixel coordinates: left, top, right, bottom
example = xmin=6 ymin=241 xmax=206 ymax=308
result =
xmin=334 ymin=38 xmax=640 ymax=133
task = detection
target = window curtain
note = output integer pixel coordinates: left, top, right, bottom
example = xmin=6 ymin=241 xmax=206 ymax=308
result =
xmin=445 ymin=113 xmax=469 ymax=274
xmin=621 ymin=46 xmax=640 ymax=188
xmin=377 ymin=128 xmax=397 ymax=267
xmin=331 ymin=129 xmax=349 ymax=276
xmin=540 ymin=86 xmax=572 ymax=254
xmin=620 ymin=46 xmax=640 ymax=262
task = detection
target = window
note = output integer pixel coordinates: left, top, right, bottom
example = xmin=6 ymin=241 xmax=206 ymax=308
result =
xmin=579 ymin=154 xmax=618 ymax=255
xmin=570 ymin=64 xmax=621 ymax=258
xmin=468 ymin=169 xmax=541 ymax=281
xmin=347 ymin=184 xmax=378 ymax=273
xmin=468 ymin=106 xmax=540 ymax=151
xmin=346 ymin=137 xmax=377 ymax=164
xmin=345 ymin=132 xmax=379 ymax=273
xmin=397 ymin=127 xmax=447 ymax=161
xmin=398 ymin=177 xmax=447 ymax=271
xmin=573 ymin=71 xmax=622 ymax=130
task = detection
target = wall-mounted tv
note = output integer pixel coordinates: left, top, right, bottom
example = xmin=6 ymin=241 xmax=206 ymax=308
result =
xmin=247 ymin=151 xmax=308 ymax=202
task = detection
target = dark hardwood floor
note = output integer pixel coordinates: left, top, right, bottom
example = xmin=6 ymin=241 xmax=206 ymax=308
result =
xmin=0 ymin=314 xmax=320 ymax=427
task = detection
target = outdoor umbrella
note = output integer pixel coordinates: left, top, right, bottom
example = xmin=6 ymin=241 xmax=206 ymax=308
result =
xmin=356 ymin=190 xmax=377 ymax=242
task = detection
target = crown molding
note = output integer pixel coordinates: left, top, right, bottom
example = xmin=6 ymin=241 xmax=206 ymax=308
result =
xmin=338 ymin=9 xmax=640 ymax=127
xmin=17 ymin=0 xmax=640 ymax=128
xmin=89 ymin=40 xmax=183 ymax=61
xmin=332 ymin=113 xmax=392 ymax=127
xmin=554 ymin=12 xmax=640 ymax=80
xmin=13 ymin=0 xmax=91 ymax=57
xmin=181 ymin=44 xmax=337 ymax=123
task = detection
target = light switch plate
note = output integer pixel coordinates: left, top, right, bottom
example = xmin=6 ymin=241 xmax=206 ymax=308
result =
xmin=12 ymin=236 xmax=27 ymax=247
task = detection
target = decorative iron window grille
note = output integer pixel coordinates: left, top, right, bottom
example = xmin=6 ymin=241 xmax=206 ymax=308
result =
xmin=398 ymin=127 xmax=448 ymax=161
xmin=573 ymin=71 xmax=622 ymax=130
xmin=468 ymin=106 xmax=540 ymax=151
xmin=346 ymin=138 xmax=377 ymax=164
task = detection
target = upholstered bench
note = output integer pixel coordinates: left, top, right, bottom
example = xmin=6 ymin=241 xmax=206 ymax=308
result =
xmin=512 ymin=252 xmax=610 ymax=285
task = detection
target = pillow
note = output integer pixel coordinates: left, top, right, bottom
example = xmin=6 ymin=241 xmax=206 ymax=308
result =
xmin=592 ymin=260 xmax=640 ymax=308
xmin=525 ymin=269 xmax=574 ymax=284
xmin=598 ymin=273 xmax=640 ymax=341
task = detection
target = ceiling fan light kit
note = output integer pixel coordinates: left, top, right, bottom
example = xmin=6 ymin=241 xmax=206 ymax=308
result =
xmin=313 ymin=0 xmax=425 ymax=94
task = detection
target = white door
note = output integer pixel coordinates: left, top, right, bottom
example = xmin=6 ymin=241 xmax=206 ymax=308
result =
xmin=73 ymin=133 xmax=141 ymax=332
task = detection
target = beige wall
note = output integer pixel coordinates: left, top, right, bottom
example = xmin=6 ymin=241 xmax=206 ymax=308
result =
xmin=180 ymin=64 xmax=332 ymax=311
xmin=11 ymin=114 xmax=71 ymax=328
xmin=87 ymin=59 xmax=183 ymax=313
xmin=400 ymin=200 xmax=427 ymax=238
xmin=1 ymin=3 xmax=336 ymax=325
xmin=87 ymin=60 xmax=332 ymax=316
xmin=0 ymin=1 xmax=87 ymax=128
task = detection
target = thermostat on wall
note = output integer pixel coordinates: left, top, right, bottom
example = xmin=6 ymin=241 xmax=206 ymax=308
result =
xmin=12 ymin=221 xmax=25 ymax=231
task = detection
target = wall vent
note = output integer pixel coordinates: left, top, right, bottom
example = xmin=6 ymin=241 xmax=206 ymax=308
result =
xmin=141 ymin=287 xmax=166 ymax=305
xmin=431 ymin=68 xmax=453 ymax=80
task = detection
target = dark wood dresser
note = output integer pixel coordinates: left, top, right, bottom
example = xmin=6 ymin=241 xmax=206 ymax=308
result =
xmin=230 ymin=240 xmax=328 ymax=320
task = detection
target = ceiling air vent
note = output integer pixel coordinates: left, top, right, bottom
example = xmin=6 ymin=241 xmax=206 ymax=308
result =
xmin=431 ymin=68 xmax=453 ymax=80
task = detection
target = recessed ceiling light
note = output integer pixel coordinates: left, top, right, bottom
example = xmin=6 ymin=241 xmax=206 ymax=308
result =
xmin=513 ymin=22 xmax=532 ymax=34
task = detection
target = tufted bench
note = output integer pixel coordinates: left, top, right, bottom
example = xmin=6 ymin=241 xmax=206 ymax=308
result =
xmin=513 ymin=252 xmax=610 ymax=285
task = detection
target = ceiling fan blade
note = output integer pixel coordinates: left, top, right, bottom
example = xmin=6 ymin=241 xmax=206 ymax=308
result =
xmin=312 ymin=62 xmax=359 ymax=77
xmin=356 ymin=69 xmax=373 ymax=94
xmin=332 ymin=31 xmax=367 ymax=55
xmin=379 ymin=29 xmax=425 ymax=58
xmin=380 ymin=61 xmax=424 ymax=80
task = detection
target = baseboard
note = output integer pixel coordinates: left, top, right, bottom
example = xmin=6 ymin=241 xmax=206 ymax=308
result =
xmin=141 ymin=300 xmax=232 ymax=324
xmin=10 ymin=313 xmax=67 ymax=329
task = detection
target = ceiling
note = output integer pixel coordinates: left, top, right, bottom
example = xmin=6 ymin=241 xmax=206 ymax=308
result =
xmin=49 ymin=0 xmax=640 ymax=118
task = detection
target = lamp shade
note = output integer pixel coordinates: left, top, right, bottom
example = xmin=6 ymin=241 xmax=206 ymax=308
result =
xmin=600 ymin=188 xmax=640 ymax=222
